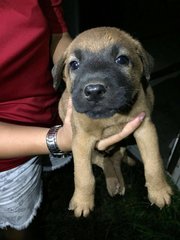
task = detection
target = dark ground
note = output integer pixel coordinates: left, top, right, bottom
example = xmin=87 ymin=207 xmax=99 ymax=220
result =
xmin=35 ymin=160 xmax=180 ymax=240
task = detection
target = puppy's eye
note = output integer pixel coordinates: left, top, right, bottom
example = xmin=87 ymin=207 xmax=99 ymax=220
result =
xmin=115 ymin=55 xmax=129 ymax=65
xmin=69 ymin=60 xmax=80 ymax=70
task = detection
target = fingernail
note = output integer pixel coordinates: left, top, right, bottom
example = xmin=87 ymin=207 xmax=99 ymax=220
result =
xmin=139 ymin=112 xmax=146 ymax=121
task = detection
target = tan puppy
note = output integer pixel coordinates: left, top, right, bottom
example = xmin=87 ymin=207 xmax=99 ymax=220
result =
xmin=54 ymin=27 xmax=173 ymax=217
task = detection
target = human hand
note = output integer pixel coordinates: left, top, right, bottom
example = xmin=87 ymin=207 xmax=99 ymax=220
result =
xmin=57 ymin=98 xmax=73 ymax=152
xmin=96 ymin=112 xmax=145 ymax=151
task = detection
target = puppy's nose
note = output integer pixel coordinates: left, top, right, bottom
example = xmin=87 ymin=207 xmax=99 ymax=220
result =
xmin=84 ymin=84 xmax=106 ymax=100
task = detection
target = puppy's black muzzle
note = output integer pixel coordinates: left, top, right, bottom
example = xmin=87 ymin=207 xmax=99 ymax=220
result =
xmin=71 ymin=50 xmax=136 ymax=119
xmin=84 ymin=84 xmax=106 ymax=101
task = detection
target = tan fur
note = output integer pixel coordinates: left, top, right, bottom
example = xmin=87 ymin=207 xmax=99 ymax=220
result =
xmin=56 ymin=27 xmax=173 ymax=217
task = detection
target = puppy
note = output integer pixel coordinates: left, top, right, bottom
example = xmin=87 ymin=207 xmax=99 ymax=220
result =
xmin=54 ymin=27 xmax=173 ymax=217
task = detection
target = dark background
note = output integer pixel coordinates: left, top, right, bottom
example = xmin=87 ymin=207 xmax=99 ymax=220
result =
xmin=63 ymin=0 xmax=180 ymax=39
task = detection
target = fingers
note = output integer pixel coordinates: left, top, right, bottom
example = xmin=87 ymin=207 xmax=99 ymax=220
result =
xmin=96 ymin=112 xmax=146 ymax=151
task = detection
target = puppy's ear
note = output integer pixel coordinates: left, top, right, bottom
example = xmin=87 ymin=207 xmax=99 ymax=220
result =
xmin=52 ymin=54 xmax=66 ymax=90
xmin=136 ymin=43 xmax=154 ymax=80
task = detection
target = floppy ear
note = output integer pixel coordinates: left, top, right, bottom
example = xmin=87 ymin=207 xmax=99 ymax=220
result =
xmin=52 ymin=55 xmax=66 ymax=90
xmin=136 ymin=43 xmax=154 ymax=80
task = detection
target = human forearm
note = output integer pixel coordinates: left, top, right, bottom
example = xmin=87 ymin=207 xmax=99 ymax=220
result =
xmin=0 ymin=110 xmax=145 ymax=159
xmin=0 ymin=122 xmax=49 ymax=159
xmin=0 ymin=101 xmax=73 ymax=159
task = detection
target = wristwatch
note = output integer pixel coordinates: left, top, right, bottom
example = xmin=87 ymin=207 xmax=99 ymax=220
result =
xmin=46 ymin=125 xmax=67 ymax=157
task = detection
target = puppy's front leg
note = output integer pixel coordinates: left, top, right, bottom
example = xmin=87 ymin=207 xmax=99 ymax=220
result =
xmin=69 ymin=132 xmax=95 ymax=217
xmin=134 ymin=118 xmax=173 ymax=208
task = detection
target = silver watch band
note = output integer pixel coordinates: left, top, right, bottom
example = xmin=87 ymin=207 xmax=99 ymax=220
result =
xmin=46 ymin=125 xmax=64 ymax=157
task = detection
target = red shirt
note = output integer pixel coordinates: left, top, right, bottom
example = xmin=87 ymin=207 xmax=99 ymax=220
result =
xmin=0 ymin=0 xmax=67 ymax=171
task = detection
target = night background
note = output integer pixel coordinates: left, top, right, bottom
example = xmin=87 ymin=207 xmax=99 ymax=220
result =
xmin=4 ymin=1 xmax=180 ymax=240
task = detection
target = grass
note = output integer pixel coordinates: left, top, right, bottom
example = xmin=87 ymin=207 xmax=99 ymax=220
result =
xmin=36 ymin=160 xmax=180 ymax=240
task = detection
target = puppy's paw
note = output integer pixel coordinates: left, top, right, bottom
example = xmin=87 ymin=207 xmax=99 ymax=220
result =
xmin=106 ymin=177 xmax=125 ymax=197
xmin=147 ymin=183 xmax=173 ymax=208
xmin=68 ymin=194 xmax=94 ymax=217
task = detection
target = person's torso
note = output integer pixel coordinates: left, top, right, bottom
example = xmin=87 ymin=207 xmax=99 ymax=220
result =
xmin=0 ymin=0 xmax=58 ymax=127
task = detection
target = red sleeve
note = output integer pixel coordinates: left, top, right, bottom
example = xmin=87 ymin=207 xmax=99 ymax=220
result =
xmin=40 ymin=0 xmax=68 ymax=33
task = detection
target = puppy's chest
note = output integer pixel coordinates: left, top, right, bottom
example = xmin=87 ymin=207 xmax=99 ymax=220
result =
xmin=75 ymin=112 xmax=130 ymax=139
